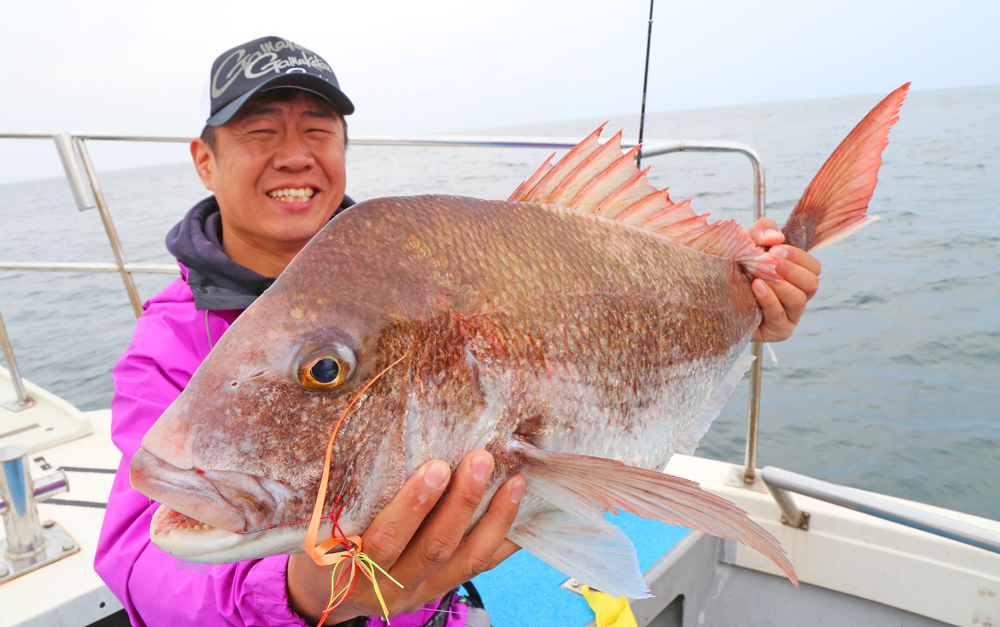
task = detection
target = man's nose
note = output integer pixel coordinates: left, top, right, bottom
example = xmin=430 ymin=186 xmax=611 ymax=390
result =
xmin=272 ymin=133 xmax=313 ymax=170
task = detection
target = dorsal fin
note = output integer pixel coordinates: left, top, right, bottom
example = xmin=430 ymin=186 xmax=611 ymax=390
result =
xmin=548 ymin=130 xmax=626 ymax=206
xmin=510 ymin=126 xmax=777 ymax=280
xmin=515 ymin=123 xmax=608 ymax=202
xmin=509 ymin=152 xmax=555 ymax=201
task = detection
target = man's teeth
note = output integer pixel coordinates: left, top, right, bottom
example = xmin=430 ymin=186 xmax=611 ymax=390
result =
xmin=268 ymin=188 xmax=315 ymax=202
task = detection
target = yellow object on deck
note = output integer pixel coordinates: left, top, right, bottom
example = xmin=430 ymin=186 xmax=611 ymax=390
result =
xmin=581 ymin=585 xmax=638 ymax=627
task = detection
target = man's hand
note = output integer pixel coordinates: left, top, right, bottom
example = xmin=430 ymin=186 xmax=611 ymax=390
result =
xmin=747 ymin=218 xmax=822 ymax=343
xmin=288 ymin=450 xmax=524 ymax=624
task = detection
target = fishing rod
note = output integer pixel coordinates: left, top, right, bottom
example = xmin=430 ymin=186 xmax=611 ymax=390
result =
xmin=636 ymin=0 xmax=654 ymax=169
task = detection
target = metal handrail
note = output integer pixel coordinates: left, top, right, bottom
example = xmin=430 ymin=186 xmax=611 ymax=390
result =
xmin=0 ymin=131 xmax=767 ymax=480
xmin=0 ymin=307 xmax=34 ymax=411
xmin=762 ymin=466 xmax=1000 ymax=555
xmin=0 ymin=261 xmax=177 ymax=274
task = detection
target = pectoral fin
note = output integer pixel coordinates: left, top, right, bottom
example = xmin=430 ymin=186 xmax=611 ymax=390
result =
xmin=514 ymin=443 xmax=798 ymax=586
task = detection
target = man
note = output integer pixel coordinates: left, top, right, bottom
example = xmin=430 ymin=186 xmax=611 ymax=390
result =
xmin=96 ymin=36 xmax=819 ymax=627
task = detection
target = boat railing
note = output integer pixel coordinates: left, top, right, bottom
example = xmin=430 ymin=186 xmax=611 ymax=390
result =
xmin=762 ymin=466 xmax=1000 ymax=555
xmin=0 ymin=130 xmax=768 ymax=477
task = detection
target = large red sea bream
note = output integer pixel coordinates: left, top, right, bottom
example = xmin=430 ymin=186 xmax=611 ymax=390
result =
xmin=130 ymin=85 xmax=909 ymax=597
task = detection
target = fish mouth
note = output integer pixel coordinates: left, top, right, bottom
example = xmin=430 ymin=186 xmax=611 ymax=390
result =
xmin=148 ymin=503 xmax=314 ymax=563
xmin=130 ymin=448 xmax=309 ymax=562
xmin=149 ymin=504 xmax=245 ymax=560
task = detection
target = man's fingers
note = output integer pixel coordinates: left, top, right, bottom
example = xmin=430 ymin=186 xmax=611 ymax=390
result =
xmin=752 ymin=279 xmax=792 ymax=342
xmin=766 ymin=278 xmax=808 ymax=326
xmin=423 ymin=473 xmax=525 ymax=592
xmin=771 ymin=245 xmax=821 ymax=279
xmin=390 ymin=451 xmax=494 ymax=587
xmin=489 ymin=539 xmax=522 ymax=569
xmin=748 ymin=218 xmax=785 ymax=248
xmin=771 ymin=254 xmax=820 ymax=302
xmin=360 ymin=460 xmax=451 ymax=570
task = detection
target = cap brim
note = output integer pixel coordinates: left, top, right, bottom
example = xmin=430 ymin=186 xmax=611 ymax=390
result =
xmin=206 ymin=73 xmax=354 ymax=127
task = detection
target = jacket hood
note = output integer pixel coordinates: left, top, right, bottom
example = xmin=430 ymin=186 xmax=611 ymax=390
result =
xmin=166 ymin=195 xmax=354 ymax=310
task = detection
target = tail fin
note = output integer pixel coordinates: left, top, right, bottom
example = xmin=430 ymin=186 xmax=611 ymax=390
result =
xmin=782 ymin=83 xmax=909 ymax=252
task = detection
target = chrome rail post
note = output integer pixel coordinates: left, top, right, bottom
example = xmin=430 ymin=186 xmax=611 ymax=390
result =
xmin=745 ymin=155 xmax=766 ymax=483
xmin=0 ymin=444 xmax=76 ymax=582
xmin=0 ymin=463 xmax=69 ymax=517
xmin=743 ymin=341 xmax=763 ymax=482
xmin=0 ymin=445 xmax=46 ymax=559
xmin=0 ymin=307 xmax=34 ymax=412
xmin=641 ymin=141 xmax=768 ymax=482
xmin=72 ymin=137 xmax=145 ymax=318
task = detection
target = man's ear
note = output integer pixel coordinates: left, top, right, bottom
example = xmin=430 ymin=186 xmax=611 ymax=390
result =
xmin=190 ymin=138 xmax=216 ymax=191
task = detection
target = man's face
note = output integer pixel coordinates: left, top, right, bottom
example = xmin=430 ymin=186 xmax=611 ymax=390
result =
xmin=192 ymin=91 xmax=347 ymax=259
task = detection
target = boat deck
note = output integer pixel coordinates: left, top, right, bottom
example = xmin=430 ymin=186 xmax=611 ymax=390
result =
xmin=0 ymin=407 xmax=122 ymax=627
xmin=473 ymin=514 xmax=689 ymax=626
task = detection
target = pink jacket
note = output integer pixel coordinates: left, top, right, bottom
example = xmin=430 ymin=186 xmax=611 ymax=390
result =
xmin=95 ymin=270 xmax=466 ymax=627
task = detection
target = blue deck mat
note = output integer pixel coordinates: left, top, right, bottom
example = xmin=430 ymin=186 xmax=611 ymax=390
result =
xmin=471 ymin=514 xmax=690 ymax=627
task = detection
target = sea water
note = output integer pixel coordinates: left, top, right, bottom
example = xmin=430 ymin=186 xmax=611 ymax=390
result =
xmin=1 ymin=85 xmax=998 ymax=519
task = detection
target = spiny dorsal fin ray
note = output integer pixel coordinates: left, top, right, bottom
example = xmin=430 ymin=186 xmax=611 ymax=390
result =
xmin=571 ymin=145 xmax=642 ymax=213
xmin=510 ymin=152 xmax=555 ymax=201
xmin=549 ymin=130 xmax=626 ymax=206
xmin=513 ymin=123 xmax=608 ymax=202
xmin=592 ymin=165 xmax=656 ymax=218
xmin=509 ymin=126 xmax=778 ymax=280
xmin=782 ymin=83 xmax=909 ymax=252
xmin=643 ymin=200 xmax=699 ymax=232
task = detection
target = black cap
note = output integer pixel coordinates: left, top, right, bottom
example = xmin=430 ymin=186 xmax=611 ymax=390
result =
xmin=206 ymin=36 xmax=354 ymax=127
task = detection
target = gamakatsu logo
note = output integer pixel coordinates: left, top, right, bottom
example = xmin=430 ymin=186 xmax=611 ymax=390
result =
xmin=212 ymin=40 xmax=333 ymax=98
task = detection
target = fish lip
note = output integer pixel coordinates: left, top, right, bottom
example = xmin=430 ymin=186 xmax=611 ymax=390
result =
xmin=131 ymin=447 xmax=261 ymax=533
xmin=149 ymin=506 xmax=335 ymax=563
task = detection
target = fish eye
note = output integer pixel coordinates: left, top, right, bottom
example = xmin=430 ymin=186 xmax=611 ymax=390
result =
xmin=310 ymin=357 xmax=340 ymax=384
xmin=296 ymin=343 xmax=356 ymax=390
xmin=301 ymin=355 xmax=349 ymax=389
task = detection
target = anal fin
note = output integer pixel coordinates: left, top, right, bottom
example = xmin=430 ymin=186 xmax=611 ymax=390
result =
xmin=507 ymin=508 xmax=650 ymax=599
xmin=514 ymin=443 xmax=798 ymax=586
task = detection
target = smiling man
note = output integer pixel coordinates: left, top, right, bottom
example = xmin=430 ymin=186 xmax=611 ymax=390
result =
xmin=97 ymin=36 xmax=524 ymax=627
xmin=96 ymin=35 xmax=820 ymax=627
xmin=191 ymin=90 xmax=349 ymax=278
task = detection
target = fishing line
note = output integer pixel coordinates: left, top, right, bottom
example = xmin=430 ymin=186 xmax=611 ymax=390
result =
xmin=303 ymin=351 xmax=411 ymax=625
xmin=636 ymin=0 xmax=655 ymax=170
xmin=237 ymin=473 xmax=356 ymax=535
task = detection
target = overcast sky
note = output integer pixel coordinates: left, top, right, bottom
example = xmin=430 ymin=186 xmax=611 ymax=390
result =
xmin=1 ymin=0 xmax=997 ymax=184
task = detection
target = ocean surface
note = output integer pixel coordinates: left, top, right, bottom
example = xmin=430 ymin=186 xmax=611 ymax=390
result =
xmin=1 ymin=84 xmax=998 ymax=520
